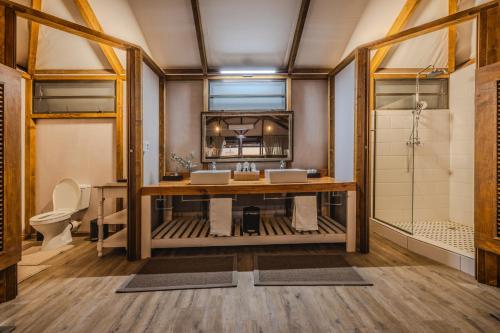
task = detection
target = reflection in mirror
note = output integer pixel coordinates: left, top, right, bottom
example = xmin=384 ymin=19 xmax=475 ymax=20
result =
xmin=202 ymin=111 xmax=293 ymax=162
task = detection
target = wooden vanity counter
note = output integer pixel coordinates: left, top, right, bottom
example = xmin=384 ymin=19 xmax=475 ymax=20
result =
xmin=139 ymin=177 xmax=357 ymax=258
xmin=141 ymin=177 xmax=356 ymax=196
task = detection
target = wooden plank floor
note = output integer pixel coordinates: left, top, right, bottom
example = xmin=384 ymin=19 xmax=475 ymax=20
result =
xmin=1 ymin=234 xmax=499 ymax=332
xmin=152 ymin=216 xmax=347 ymax=248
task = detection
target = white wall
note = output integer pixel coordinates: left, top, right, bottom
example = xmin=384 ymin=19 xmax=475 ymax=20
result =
xmin=35 ymin=119 xmax=116 ymax=232
xmin=291 ymin=80 xmax=328 ymax=170
xmin=449 ymin=65 xmax=475 ymax=227
xmin=142 ymin=63 xmax=160 ymax=185
xmin=334 ymin=61 xmax=356 ymax=181
xmin=165 ymin=81 xmax=203 ymax=172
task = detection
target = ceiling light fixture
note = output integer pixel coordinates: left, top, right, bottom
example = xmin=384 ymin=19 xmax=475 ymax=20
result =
xmin=219 ymin=69 xmax=277 ymax=75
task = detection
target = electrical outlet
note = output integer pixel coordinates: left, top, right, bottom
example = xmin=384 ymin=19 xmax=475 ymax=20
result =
xmin=143 ymin=141 xmax=150 ymax=152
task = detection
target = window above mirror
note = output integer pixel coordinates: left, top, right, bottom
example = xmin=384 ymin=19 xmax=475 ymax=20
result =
xmin=208 ymin=79 xmax=287 ymax=111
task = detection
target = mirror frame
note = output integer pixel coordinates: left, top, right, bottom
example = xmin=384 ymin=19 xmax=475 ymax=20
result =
xmin=201 ymin=111 xmax=294 ymax=163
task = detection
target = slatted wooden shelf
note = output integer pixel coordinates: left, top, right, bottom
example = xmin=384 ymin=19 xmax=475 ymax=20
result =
xmin=151 ymin=215 xmax=346 ymax=248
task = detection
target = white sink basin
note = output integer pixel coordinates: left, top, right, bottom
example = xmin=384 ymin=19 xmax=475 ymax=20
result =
xmin=265 ymin=169 xmax=308 ymax=184
xmin=190 ymin=170 xmax=231 ymax=185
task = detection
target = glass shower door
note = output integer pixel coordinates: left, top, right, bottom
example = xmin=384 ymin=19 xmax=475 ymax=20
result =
xmin=373 ymin=109 xmax=415 ymax=234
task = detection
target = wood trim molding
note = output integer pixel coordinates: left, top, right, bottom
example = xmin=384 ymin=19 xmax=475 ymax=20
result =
xmin=34 ymin=69 xmax=116 ymax=75
xmin=159 ymin=78 xmax=165 ymax=177
xmin=115 ymin=78 xmax=124 ymax=180
xmin=327 ymin=75 xmax=334 ymax=177
xmin=287 ymin=0 xmax=310 ymax=74
xmin=31 ymin=113 xmax=117 ymax=119
xmin=33 ymin=74 xmax=119 ymax=80
xmin=370 ymin=0 xmax=420 ymax=73
xmin=24 ymin=79 xmax=35 ymax=238
xmin=27 ymin=0 xmax=41 ymax=75
xmin=448 ymin=0 xmax=458 ymax=73
xmin=190 ymin=0 xmax=208 ymax=75
xmin=73 ymin=0 xmax=124 ymax=75
xmin=126 ymin=48 xmax=143 ymax=261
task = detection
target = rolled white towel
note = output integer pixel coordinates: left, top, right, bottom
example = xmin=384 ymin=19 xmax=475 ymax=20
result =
xmin=292 ymin=196 xmax=318 ymax=231
xmin=209 ymin=198 xmax=233 ymax=236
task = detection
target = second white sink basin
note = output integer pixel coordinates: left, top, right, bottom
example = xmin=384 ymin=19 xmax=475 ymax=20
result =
xmin=265 ymin=169 xmax=308 ymax=184
xmin=191 ymin=170 xmax=231 ymax=185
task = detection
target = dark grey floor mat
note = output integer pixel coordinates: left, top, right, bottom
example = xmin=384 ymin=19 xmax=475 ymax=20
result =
xmin=254 ymin=254 xmax=372 ymax=286
xmin=117 ymin=255 xmax=237 ymax=292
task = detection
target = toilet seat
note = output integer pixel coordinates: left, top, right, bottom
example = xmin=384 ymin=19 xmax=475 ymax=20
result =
xmin=30 ymin=209 xmax=73 ymax=226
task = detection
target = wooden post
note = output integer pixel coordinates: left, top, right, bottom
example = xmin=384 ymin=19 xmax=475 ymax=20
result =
xmin=355 ymin=48 xmax=370 ymax=253
xmin=1 ymin=5 xmax=15 ymax=68
xmin=477 ymin=6 xmax=500 ymax=67
xmin=0 ymin=4 xmax=21 ymax=304
xmin=346 ymin=190 xmax=356 ymax=252
xmin=127 ymin=48 xmax=143 ymax=261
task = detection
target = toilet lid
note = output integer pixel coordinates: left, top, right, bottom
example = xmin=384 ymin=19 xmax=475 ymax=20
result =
xmin=53 ymin=178 xmax=81 ymax=211
xmin=30 ymin=209 xmax=73 ymax=225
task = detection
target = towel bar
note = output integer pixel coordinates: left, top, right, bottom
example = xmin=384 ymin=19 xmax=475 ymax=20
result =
xmin=181 ymin=195 xmax=238 ymax=202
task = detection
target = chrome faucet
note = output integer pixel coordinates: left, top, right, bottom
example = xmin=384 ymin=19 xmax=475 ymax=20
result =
xmin=211 ymin=161 xmax=217 ymax=170
xmin=280 ymin=160 xmax=286 ymax=169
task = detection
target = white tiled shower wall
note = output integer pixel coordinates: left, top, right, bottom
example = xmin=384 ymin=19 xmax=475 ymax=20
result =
xmin=373 ymin=65 xmax=475 ymax=229
xmin=374 ymin=109 xmax=450 ymax=225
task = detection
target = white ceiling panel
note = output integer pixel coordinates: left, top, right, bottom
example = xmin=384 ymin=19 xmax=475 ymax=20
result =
xmin=295 ymin=0 xmax=368 ymax=68
xmin=128 ymin=0 xmax=201 ymax=68
xmin=199 ymin=0 xmax=302 ymax=68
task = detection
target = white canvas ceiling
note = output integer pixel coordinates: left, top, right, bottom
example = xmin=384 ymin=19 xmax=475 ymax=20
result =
xmin=13 ymin=0 xmax=480 ymax=72
xmin=295 ymin=0 xmax=368 ymax=68
xmin=198 ymin=0 xmax=301 ymax=69
xmin=127 ymin=0 xmax=200 ymax=68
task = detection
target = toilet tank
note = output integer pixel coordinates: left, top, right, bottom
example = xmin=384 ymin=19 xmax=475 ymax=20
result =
xmin=77 ymin=184 xmax=91 ymax=210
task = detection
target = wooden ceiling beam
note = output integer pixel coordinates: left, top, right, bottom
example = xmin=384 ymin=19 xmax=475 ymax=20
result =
xmin=27 ymin=0 xmax=41 ymax=74
xmin=448 ymin=0 xmax=458 ymax=73
xmin=73 ymin=0 xmax=124 ymax=75
xmin=370 ymin=0 xmax=420 ymax=73
xmin=287 ymin=0 xmax=310 ymax=74
xmin=190 ymin=0 xmax=208 ymax=75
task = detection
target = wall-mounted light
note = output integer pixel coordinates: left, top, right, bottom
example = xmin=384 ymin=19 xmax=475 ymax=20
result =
xmin=266 ymin=125 xmax=272 ymax=132
xmin=215 ymin=125 xmax=221 ymax=132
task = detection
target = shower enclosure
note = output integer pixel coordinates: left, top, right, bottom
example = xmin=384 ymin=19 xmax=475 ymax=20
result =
xmin=372 ymin=76 xmax=474 ymax=257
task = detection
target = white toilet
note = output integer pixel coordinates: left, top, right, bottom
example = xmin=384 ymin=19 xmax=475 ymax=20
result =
xmin=30 ymin=178 xmax=91 ymax=251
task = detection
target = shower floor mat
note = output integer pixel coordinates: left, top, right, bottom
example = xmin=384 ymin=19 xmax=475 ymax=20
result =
xmin=385 ymin=220 xmax=474 ymax=257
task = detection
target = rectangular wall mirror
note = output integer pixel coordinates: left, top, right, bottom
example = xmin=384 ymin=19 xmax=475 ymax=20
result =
xmin=201 ymin=111 xmax=293 ymax=162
